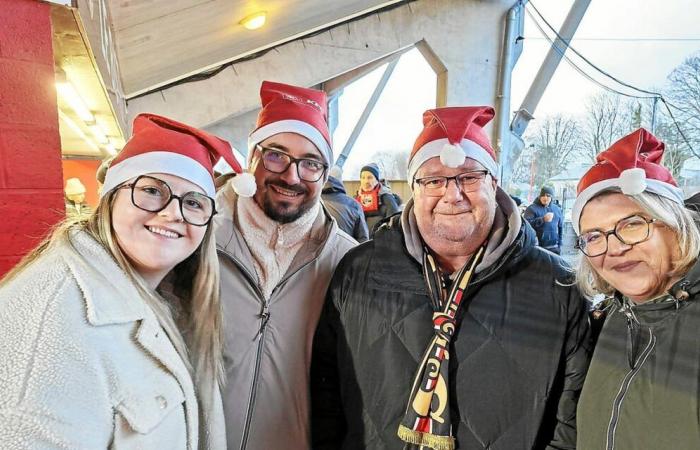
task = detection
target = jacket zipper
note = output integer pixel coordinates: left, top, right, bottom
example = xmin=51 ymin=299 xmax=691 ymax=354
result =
xmin=218 ymin=246 xmax=322 ymax=450
xmin=605 ymin=326 xmax=656 ymax=450
xmin=217 ymin=248 xmax=268 ymax=450
xmin=240 ymin=302 xmax=270 ymax=450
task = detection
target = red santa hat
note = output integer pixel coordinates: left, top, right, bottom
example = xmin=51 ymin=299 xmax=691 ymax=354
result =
xmin=572 ymin=128 xmax=683 ymax=233
xmin=101 ymin=113 xmax=255 ymax=199
xmin=408 ymin=106 xmax=498 ymax=182
xmin=248 ymin=81 xmax=333 ymax=166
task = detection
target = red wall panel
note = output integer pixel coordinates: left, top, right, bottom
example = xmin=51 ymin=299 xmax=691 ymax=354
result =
xmin=0 ymin=0 xmax=64 ymax=278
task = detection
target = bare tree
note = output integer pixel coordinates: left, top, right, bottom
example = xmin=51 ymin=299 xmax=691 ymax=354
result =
xmin=525 ymin=115 xmax=582 ymax=187
xmin=665 ymin=52 xmax=700 ymax=158
xmin=371 ymin=149 xmax=410 ymax=180
xmin=581 ymin=92 xmax=632 ymax=162
xmin=510 ymin=144 xmax=535 ymax=185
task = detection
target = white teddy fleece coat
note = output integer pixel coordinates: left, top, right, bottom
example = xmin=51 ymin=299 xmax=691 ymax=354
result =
xmin=0 ymin=231 xmax=224 ymax=450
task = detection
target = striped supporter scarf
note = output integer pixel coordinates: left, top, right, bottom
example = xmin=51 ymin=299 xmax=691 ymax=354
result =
xmin=397 ymin=245 xmax=485 ymax=450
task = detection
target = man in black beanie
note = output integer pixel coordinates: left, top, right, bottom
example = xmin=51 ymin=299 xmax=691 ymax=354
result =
xmin=524 ymin=186 xmax=564 ymax=254
xmin=354 ymin=162 xmax=400 ymax=236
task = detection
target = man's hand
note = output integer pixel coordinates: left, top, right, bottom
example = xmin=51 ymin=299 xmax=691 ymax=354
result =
xmin=543 ymin=212 xmax=554 ymax=222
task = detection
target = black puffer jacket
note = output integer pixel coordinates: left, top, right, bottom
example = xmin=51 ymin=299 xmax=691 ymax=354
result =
xmin=322 ymin=177 xmax=369 ymax=242
xmin=355 ymin=184 xmax=401 ymax=237
xmin=311 ymin=215 xmax=591 ymax=450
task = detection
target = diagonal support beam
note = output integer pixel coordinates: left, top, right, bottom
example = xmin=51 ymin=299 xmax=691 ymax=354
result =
xmin=335 ymin=58 xmax=398 ymax=168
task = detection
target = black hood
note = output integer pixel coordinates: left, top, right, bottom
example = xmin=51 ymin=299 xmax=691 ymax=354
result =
xmin=322 ymin=176 xmax=346 ymax=195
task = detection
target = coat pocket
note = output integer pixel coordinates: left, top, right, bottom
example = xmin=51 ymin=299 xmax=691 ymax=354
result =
xmin=115 ymin=375 xmax=186 ymax=435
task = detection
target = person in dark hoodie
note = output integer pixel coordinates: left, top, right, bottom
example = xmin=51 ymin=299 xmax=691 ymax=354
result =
xmin=524 ymin=186 xmax=564 ymax=254
xmin=322 ymin=167 xmax=369 ymax=242
xmin=355 ymin=162 xmax=400 ymax=236
xmin=312 ymin=106 xmax=590 ymax=450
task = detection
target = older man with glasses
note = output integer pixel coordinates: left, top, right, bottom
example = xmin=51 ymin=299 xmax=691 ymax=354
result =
xmin=311 ymin=106 xmax=591 ymax=450
xmin=214 ymin=81 xmax=356 ymax=450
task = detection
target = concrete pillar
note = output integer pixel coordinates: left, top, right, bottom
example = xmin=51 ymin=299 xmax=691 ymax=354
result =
xmin=0 ymin=0 xmax=64 ymax=276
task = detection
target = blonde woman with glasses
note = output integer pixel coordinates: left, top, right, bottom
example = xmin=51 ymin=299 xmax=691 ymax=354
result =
xmin=573 ymin=129 xmax=700 ymax=450
xmin=0 ymin=114 xmax=255 ymax=449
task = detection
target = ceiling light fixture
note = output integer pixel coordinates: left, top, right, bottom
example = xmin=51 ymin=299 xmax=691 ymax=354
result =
xmin=240 ymin=11 xmax=266 ymax=30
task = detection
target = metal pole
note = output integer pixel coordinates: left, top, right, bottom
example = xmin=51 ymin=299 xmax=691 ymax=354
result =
xmin=650 ymin=96 xmax=659 ymax=134
xmin=495 ymin=1 xmax=525 ymax=188
xmin=511 ymin=0 xmax=592 ymax=137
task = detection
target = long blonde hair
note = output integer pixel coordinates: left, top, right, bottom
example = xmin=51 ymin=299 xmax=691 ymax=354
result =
xmin=2 ymin=188 xmax=224 ymax=386
xmin=576 ymin=190 xmax=700 ymax=299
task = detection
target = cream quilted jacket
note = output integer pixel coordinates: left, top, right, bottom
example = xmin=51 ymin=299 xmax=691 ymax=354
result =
xmin=0 ymin=231 xmax=225 ymax=449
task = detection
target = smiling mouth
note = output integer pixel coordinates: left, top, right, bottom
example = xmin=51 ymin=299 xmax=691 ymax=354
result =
xmin=270 ymin=184 xmax=304 ymax=198
xmin=436 ymin=210 xmax=472 ymax=216
xmin=146 ymin=225 xmax=182 ymax=239
xmin=611 ymin=261 xmax=640 ymax=272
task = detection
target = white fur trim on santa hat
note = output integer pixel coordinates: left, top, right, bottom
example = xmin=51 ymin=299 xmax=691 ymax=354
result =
xmin=248 ymin=119 xmax=333 ymax=166
xmin=571 ymin=177 xmax=684 ymax=234
xmin=101 ymin=151 xmax=216 ymax=198
xmin=407 ymin=138 xmax=499 ymax=182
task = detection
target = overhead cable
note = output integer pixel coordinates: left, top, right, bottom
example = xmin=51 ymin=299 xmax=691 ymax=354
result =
xmin=527 ymin=1 xmax=698 ymax=157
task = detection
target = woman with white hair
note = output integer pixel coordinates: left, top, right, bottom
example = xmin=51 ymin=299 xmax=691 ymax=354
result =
xmin=573 ymin=128 xmax=700 ymax=449
xmin=0 ymin=114 xmax=254 ymax=449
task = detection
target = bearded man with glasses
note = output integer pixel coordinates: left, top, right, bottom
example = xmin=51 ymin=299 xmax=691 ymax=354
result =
xmin=214 ymin=81 xmax=356 ymax=450
xmin=573 ymin=129 xmax=700 ymax=450
xmin=311 ymin=106 xmax=591 ymax=450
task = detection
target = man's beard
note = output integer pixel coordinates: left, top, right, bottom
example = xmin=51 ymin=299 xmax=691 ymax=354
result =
xmin=261 ymin=181 xmax=315 ymax=224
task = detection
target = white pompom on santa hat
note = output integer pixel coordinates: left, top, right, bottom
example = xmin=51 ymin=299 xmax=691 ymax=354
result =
xmin=407 ymin=106 xmax=499 ymax=183
xmin=101 ymin=113 xmax=253 ymax=199
xmin=571 ymin=128 xmax=684 ymax=234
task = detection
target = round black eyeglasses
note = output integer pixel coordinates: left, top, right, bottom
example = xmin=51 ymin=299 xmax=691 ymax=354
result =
xmin=121 ymin=175 xmax=216 ymax=226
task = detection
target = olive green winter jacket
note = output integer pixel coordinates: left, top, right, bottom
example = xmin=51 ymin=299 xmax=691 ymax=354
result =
xmin=577 ymin=259 xmax=700 ymax=450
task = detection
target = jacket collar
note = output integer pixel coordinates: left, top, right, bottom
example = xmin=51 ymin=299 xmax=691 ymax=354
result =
xmin=668 ymin=252 xmax=700 ymax=300
xmin=373 ymin=211 xmax=535 ymax=295
xmin=399 ymin=186 xmax=524 ymax=274
xmin=214 ymin=181 xmax=337 ymax=280
xmin=62 ymin=231 xmax=146 ymax=326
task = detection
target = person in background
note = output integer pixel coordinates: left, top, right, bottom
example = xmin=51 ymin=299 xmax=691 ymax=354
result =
xmin=322 ymin=165 xmax=369 ymax=242
xmin=312 ymin=106 xmax=590 ymax=450
xmin=0 ymin=113 xmax=241 ymax=449
xmin=524 ymin=186 xmax=564 ymax=254
xmin=573 ymin=129 xmax=700 ymax=449
xmin=354 ymin=162 xmax=400 ymax=236
xmin=95 ymin=156 xmax=113 ymax=192
xmin=215 ymin=81 xmax=356 ymax=450
xmin=64 ymin=177 xmax=91 ymax=219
